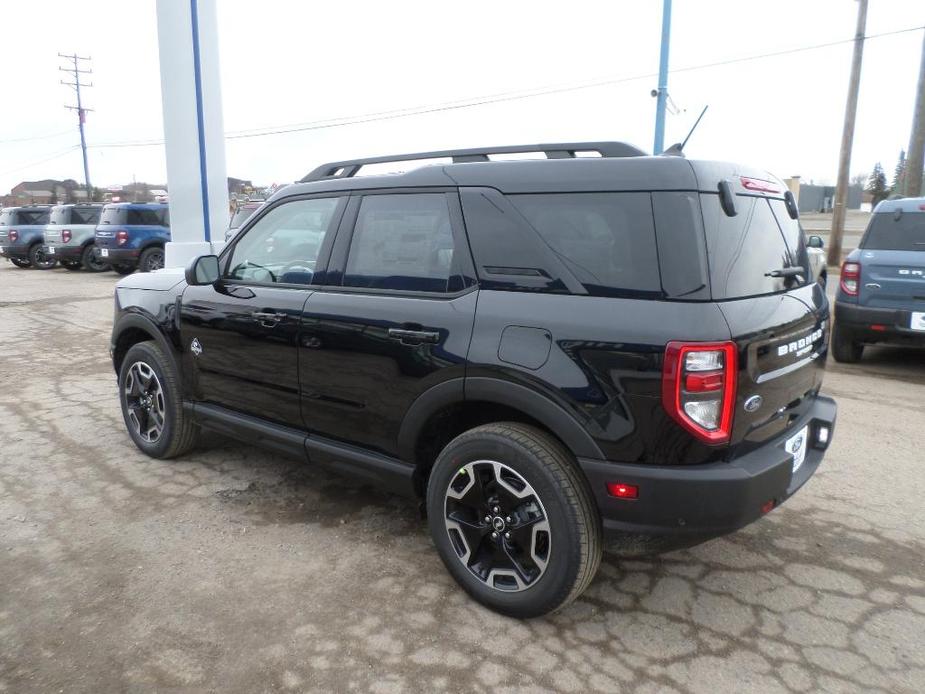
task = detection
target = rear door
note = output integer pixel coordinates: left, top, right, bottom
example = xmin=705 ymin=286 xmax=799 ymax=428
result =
xmin=857 ymin=211 xmax=925 ymax=319
xmin=299 ymin=190 xmax=476 ymax=457
xmin=179 ymin=195 xmax=346 ymax=427
xmin=702 ymin=193 xmax=827 ymax=450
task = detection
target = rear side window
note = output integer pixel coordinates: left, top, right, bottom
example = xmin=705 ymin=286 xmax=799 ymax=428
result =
xmin=125 ymin=208 xmax=165 ymax=226
xmin=862 ymin=212 xmax=925 ymax=251
xmin=701 ymin=194 xmax=793 ymax=299
xmin=508 ymin=193 xmax=662 ymax=297
xmin=343 ymin=193 xmax=457 ymax=293
xmin=17 ymin=209 xmax=50 ymax=225
xmin=71 ymin=207 xmax=101 ymax=225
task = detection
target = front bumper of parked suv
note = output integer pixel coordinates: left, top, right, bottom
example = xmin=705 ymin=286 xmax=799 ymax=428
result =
xmin=578 ymin=395 xmax=837 ymax=538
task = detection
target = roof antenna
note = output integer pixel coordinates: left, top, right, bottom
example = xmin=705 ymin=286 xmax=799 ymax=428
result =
xmin=662 ymin=105 xmax=708 ymax=157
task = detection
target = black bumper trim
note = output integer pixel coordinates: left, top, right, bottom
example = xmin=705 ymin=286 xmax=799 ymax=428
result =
xmin=100 ymin=248 xmax=140 ymax=264
xmin=835 ymin=301 xmax=925 ymax=342
xmin=43 ymin=245 xmax=84 ymax=260
xmin=578 ymin=395 xmax=837 ymax=538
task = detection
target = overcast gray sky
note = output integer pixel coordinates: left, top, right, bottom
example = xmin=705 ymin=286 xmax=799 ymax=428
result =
xmin=2 ymin=0 xmax=924 ymax=193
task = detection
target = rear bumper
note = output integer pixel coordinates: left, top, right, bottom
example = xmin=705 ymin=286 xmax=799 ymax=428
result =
xmin=0 ymin=244 xmax=30 ymax=260
xmin=99 ymin=247 xmax=140 ymax=265
xmin=579 ymin=395 xmax=837 ymax=538
xmin=835 ymin=301 xmax=925 ymax=344
xmin=43 ymin=244 xmax=83 ymax=260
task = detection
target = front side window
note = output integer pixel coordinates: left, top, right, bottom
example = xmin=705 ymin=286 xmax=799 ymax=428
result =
xmin=343 ymin=194 xmax=456 ymax=292
xmin=227 ymin=197 xmax=341 ymax=285
xmin=509 ymin=192 xmax=662 ymax=297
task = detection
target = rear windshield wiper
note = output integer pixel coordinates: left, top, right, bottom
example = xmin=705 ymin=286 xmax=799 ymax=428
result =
xmin=765 ymin=267 xmax=806 ymax=280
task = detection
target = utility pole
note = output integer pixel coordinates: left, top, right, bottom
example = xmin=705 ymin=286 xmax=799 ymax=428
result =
xmin=652 ymin=0 xmax=672 ymax=155
xmin=827 ymin=0 xmax=868 ymax=268
xmin=59 ymin=53 xmax=94 ymax=201
xmin=905 ymin=29 xmax=925 ymax=198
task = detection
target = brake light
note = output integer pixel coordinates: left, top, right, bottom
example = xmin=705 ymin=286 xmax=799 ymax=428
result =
xmin=662 ymin=341 xmax=737 ymax=444
xmin=62 ymin=229 xmax=72 ymax=243
xmin=9 ymin=229 xmax=18 ymax=242
xmin=116 ymin=230 xmax=129 ymax=246
xmin=740 ymin=176 xmax=781 ymax=194
xmin=840 ymin=261 xmax=860 ymax=296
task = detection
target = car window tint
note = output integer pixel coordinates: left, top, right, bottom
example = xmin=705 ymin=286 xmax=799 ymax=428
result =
xmin=71 ymin=207 xmax=102 ymax=225
xmin=862 ymin=212 xmax=925 ymax=251
xmin=701 ymin=194 xmax=792 ymax=299
xmin=227 ymin=197 xmax=341 ymax=285
xmin=49 ymin=207 xmax=70 ymax=225
xmin=125 ymin=209 xmax=164 ymax=226
xmin=0 ymin=209 xmax=13 ymax=225
xmin=508 ymin=192 xmax=662 ymax=298
xmin=16 ymin=209 xmax=50 ymax=225
xmin=344 ymin=194 xmax=455 ymax=292
xmin=768 ymin=199 xmax=812 ymax=284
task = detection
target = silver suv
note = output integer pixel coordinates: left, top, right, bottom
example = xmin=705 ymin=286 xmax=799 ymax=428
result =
xmin=43 ymin=204 xmax=107 ymax=271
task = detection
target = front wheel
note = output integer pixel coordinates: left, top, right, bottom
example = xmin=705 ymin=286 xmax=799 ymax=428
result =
xmin=831 ymin=322 xmax=863 ymax=363
xmin=426 ymin=422 xmax=601 ymax=618
xmin=111 ymin=263 xmax=135 ymax=275
xmin=118 ymin=341 xmax=199 ymax=458
xmin=29 ymin=244 xmax=57 ymax=270
xmin=81 ymin=243 xmax=108 ymax=272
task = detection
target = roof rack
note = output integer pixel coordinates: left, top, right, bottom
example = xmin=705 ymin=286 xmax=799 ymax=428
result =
xmin=301 ymin=141 xmax=646 ymax=182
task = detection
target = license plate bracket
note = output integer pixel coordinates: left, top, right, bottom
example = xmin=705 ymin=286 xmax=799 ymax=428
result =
xmin=911 ymin=312 xmax=925 ymax=332
xmin=786 ymin=425 xmax=809 ymax=474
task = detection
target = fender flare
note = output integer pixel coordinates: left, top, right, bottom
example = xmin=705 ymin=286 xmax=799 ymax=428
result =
xmin=111 ymin=311 xmax=181 ymax=378
xmin=397 ymin=376 xmax=605 ymax=463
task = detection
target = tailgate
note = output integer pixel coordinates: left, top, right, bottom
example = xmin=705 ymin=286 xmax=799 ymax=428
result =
xmin=718 ymin=284 xmax=828 ymax=450
xmin=858 ymin=250 xmax=925 ymax=310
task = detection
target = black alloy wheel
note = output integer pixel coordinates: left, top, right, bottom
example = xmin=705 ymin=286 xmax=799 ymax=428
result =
xmin=29 ymin=244 xmax=57 ymax=270
xmin=139 ymin=247 xmax=165 ymax=273
xmin=82 ymin=244 xmax=108 ymax=272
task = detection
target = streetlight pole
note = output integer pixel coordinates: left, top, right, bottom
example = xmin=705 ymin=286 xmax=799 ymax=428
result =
xmin=653 ymin=0 xmax=672 ymax=155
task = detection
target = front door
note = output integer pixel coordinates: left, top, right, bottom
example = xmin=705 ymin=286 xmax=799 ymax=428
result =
xmin=299 ymin=191 xmax=477 ymax=457
xmin=179 ymin=195 xmax=346 ymax=427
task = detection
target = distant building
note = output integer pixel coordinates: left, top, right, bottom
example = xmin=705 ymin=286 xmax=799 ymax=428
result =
xmin=783 ymin=176 xmax=862 ymax=213
xmin=2 ymin=179 xmax=88 ymax=206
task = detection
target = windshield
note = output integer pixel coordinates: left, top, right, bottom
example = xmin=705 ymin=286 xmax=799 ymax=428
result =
xmin=862 ymin=212 xmax=925 ymax=251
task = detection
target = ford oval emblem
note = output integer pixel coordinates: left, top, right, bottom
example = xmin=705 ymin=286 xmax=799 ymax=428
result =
xmin=744 ymin=395 xmax=763 ymax=413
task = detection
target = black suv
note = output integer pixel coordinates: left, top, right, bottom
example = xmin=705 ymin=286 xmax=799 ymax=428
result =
xmin=110 ymin=143 xmax=837 ymax=617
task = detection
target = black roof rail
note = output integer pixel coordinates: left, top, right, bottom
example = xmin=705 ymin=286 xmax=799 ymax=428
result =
xmin=301 ymin=141 xmax=646 ymax=182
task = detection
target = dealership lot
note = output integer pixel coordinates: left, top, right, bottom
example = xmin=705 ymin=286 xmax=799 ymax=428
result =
xmin=1 ymin=264 xmax=924 ymax=693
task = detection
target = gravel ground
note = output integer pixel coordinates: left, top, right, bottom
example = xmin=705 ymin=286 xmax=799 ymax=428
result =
xmin=1 ymin=262 xmax=924 ymax=693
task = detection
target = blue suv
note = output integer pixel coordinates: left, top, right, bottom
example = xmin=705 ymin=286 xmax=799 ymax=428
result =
xmin=94 ymin=203 xmax=170 ymax=274
xmin=0 ymin=206 xmax=56 ymax=269
xmin=833 ymin=197 xmax=925 ymax=361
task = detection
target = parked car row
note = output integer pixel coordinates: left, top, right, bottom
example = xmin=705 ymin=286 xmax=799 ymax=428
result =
xmin=0 ymin=202 xmax=170 ymax=274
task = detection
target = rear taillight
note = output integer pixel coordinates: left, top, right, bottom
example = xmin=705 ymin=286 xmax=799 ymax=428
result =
xmin=116 ymin=230 xmax=129 ymax=246
xmin=840 ymin=261 xmax=860 ymax=296
xmin=9 ymin=229 xmax=18 ymax=242
xmin=62 ymin=229 xmax=72 ymax=243
xmin=662 ymin=341 xmax=737 ymax=444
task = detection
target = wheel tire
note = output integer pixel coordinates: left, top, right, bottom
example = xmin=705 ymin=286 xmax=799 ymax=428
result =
xmin=831 ymin=322 xmax=863 ymax=363
xmin=118 ymin=341 xmax=199 ymax=459
xmin=111 ymin=263 xmax=135 ymax=275
xmin=61 ymin=260 xmax=82 ymax=271
xmin=29 ymin=244 xmax=57 ymax=270
xmin=81 ymin=244 xmax=108 ymax=272
xmin=10 ymin=258 xmax=31 ymax=268
xmin=426 ymin=422 xmax=601 ymax=618
xmin=818 ymin=272 xmax=827 ymax=290
xmin=138 ymin=246 xmax=165 ymax=273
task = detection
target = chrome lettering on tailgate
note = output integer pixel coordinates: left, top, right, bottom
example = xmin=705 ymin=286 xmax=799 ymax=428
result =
xmin=898 ymin=269 xmax=925 ymax=276
xmin=777 ymin=328 xmax=824 ymax=358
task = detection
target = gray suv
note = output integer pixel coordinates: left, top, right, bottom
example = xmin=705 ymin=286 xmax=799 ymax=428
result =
xmin=43 ymin=204 xmax=107 ymax=271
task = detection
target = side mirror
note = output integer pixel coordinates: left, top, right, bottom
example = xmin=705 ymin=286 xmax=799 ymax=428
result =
xmin=185 ymin=254 xmax=220 ymax=285
xmin=807 ymin=235 xmax=824 ymax=249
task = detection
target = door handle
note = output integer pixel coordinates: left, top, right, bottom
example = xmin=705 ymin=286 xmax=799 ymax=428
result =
xmin=252 ymin=311 xmax=284 ymax=327
xmin=388 ymin=328 xmax=440 ymax=345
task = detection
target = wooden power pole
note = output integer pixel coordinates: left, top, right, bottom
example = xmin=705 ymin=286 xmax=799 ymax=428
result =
xmin=905 ymin=29 xmax=925 ymax=198
xmin=827 ymin=0 xmax=868 ymax=268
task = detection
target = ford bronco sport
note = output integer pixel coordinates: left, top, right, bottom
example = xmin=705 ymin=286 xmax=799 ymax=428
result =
xmin=833 ymin=197 xmax=925 ymax=361
xmin=43 ymin=203 xmax=107 ymax=271
xmin=94 ymin=202 xmax=170 ymax=274
xmin=0 ymin=206 xmax=55 ymax=269
xmin=110 ymin=143 xmax=837 ymax=617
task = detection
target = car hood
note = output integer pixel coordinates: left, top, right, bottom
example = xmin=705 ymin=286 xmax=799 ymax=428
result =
xmin=116 ymin=267 xmax=186 ymax=291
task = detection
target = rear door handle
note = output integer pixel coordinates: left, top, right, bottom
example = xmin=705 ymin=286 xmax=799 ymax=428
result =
xmin=253 ymin=311 xmax=284 ymax=327
xmin=388 ymin=328 xmax=440 ymax=345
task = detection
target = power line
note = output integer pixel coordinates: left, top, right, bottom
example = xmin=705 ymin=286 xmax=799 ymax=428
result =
xmin=67 ymin=23 xmax=925 ymax=152
xmin=0 ymin=129 xmax=72 ymax=145
xmin=0 ymin=145 xmax=81 ymax=177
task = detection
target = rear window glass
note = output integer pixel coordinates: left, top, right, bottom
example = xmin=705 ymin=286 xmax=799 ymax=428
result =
xmin=862 ymin=212 xmax=925 ymax=251
xmin=71 ymin=207 xmax=102 ymax=225
xmin=99 ymin=207 xmax=167 ymax=226
xmin=701 ymin=194 xmax=794 ymax=299
xmin=49 ymin=207 xmax=70 ymax=225
xmin=768 ymin=199 xmax=812 ymax=284
xmin=0 ymin=209 xmax=12 ymax=225
xmin=99 ymin=207 xmax=125 ymax=225
xmin=14 ymin=209 xmax=50 ymax=225
xmin=508 ymin=193 xmax=662 ymax=297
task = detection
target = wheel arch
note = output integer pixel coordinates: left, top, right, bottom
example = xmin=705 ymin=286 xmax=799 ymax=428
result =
xmin=112 ymin=312 xmax=181 ymax=378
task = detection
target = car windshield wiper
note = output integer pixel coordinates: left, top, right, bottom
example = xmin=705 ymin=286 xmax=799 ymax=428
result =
xmin=765 ymin=267 xmax=805 ymax=279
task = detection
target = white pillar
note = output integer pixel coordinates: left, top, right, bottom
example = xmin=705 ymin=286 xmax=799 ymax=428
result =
xmin=156 ymin=0 xmax=229 ymax=268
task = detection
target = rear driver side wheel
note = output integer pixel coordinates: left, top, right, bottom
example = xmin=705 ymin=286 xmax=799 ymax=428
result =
xmin=81 ymin=243 xmax=108 ymax=272
xmin=831 ymin=322 xmax=863 ymax=363
xmin=426 ymin=422 xmax=601 ymax=618
xmin=29 ymin=244 xmax=57 ymax=270
xmin=139 ymin=246 xmax=165 ymax=273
